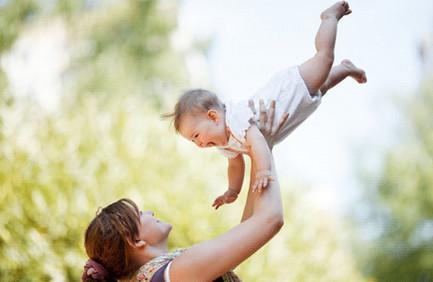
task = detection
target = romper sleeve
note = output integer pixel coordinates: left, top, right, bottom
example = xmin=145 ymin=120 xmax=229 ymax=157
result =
xmin=225 ymin=101 xmax=254 ymax=143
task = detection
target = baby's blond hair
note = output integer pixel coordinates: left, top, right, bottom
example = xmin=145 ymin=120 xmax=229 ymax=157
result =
xmin=164 ymin=89 xmax=224 ymax=132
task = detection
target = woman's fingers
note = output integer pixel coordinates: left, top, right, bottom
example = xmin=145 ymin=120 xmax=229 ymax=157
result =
xmin=272 ymin=112 xmax=289 ymax=136
xmin=248 ymin=99 xmax=257 ymax=115
xmin=250 ymin=99 xmax=288 ymax=137
xmin=259 ymin=99 xmax=267 ymax=129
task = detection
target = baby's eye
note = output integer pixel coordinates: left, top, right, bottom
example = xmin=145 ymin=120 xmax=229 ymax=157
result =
xmin=194 ymin=133 xmax=199 ymax=139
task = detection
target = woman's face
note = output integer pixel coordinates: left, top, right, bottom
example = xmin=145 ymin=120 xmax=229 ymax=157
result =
xmin=137 ymin=210 xmax=172 ymax=246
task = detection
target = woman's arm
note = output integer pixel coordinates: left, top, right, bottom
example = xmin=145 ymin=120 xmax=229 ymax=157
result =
xmin=240 ymin=99 xmax=288 ymax=221
xmin=169 ymin=158 xmax=283 ymax=281
xmin=245 ymin=124 xmax=273 ymax=192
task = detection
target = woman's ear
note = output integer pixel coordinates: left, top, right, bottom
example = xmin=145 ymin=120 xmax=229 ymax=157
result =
xmin=135 ymin=240 xmax=146 ymax=248
xmin=126 ymin=237 xmax=147 ymax=249
xmin=207 ymin=109 xmax=219 ymax=122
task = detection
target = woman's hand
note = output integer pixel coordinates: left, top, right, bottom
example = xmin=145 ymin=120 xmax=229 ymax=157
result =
xmin=248 ymin=99 xmax=289 ymax=150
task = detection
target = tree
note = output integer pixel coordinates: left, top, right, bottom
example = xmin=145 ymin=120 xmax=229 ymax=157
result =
xmin=355 ymin=76 xmax=433 ymax=281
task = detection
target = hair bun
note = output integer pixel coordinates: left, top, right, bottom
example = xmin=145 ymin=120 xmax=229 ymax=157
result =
xmin=81 ymin=259 xmax=110 ymax=282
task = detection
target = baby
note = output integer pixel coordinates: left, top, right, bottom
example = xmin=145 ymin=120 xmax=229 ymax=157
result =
xmin=166 ymin=1 xmax=366 ymax=209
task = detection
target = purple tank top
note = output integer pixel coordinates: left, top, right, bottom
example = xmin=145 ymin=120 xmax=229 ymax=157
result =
xmin=150 ymin=261 xmax=224 ymax=282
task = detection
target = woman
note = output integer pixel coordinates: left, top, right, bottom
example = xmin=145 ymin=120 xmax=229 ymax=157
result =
xmin=82 ymin=102 xmax=286 ymax=282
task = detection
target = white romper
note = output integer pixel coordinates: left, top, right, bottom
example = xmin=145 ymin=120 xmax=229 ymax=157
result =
xmin=217 ymin=66 xmax=321 ymax=158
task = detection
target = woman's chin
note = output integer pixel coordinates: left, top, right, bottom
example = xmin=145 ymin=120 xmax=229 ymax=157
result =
xmin=162 ymin=222 xmax=173 ymax=235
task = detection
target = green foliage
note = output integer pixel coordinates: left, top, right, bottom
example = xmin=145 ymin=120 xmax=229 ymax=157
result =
xmin=356 ymin=77 xmax=433 ymax=281
xmin=0 ymin=0 xmax=90 ymax=53
xmin=68 ymin=0 xmax=187 ymax=102
xmin=0 ymin=0 xmax=39 ymax=52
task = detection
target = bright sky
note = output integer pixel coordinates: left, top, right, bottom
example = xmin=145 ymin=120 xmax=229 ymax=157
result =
xmin=178 ymin=0 xmax=433 ymax=212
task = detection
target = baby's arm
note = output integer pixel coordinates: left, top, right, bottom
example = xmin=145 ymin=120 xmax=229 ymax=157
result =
xmin=212 ymin=154 xmax=245 ymax=209
xmin=245 ymin=124 xmax=273 ymax=192
xmin=228 ymin=154 xmax=245 ymax=195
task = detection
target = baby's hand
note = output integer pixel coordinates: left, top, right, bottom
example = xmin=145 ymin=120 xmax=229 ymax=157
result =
xmin=212 ymin=189 xmax=239 ymax=210
xmin=253 ymin=169 xmax=274 ymax=192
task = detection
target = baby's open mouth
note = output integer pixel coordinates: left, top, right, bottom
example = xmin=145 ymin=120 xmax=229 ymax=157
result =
xmin=207 ymin=142 xmax=215 ymax=147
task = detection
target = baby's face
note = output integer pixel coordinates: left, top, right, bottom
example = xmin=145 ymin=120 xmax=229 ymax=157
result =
xmin=178 ymin=110 xmax=228 ymax=148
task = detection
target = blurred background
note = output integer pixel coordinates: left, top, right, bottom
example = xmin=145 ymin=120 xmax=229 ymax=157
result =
xmin=0 ymin=0 xmax=432 ymax=281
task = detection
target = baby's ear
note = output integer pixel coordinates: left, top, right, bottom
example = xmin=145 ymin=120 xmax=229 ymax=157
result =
xmin=207 ymin=109 xmax=219 ymax=121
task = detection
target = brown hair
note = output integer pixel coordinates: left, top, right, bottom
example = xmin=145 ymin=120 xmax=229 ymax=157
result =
xmin=163 ymin=89 xmax=224 ymax=132
xmin=84 ymin=198 xmax=141 ymax=281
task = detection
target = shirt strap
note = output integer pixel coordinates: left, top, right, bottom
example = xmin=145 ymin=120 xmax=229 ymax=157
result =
xmin=163 ymin=261 xmax=172 ymax=282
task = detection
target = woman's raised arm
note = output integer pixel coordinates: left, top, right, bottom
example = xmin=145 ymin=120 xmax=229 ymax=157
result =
xmin=169 ymin=157 xmax=283 ymax=281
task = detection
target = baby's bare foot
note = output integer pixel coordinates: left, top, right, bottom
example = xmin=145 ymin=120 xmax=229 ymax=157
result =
xmin=341 ymin=59 xmax=367 ymax=83
xmin=321 ymin=1 xmax=352 ymax=21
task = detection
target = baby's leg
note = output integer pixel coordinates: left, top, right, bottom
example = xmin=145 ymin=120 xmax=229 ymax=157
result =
xmin=299 ymin=1 xmax=351 ymax=94
xmin=320 ymin=59 xmax=367 ymax=96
